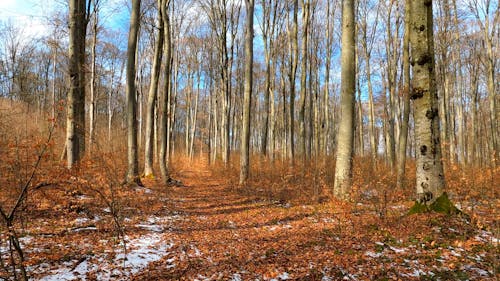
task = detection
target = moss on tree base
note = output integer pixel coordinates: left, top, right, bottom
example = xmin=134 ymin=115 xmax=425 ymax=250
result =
xmin=408 ymin=192 xmax=461 ymax=215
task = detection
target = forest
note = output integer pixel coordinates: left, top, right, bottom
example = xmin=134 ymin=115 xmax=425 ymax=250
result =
xmin=0 ymin=0 xmax=498 ymax=280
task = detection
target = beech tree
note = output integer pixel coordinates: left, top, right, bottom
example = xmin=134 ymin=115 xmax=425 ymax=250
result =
xmin=333 ymin=0 xmax=356 ymax=199
xmin=409 ymin=0 xmax=456 ymax=212
xmin=160 ymin=0 xmax=172 ymax=184
xmin=239 ymin=0 xmax=254 ymax=185
xmin=66 ymin=0 xmax=89 ymax=169
xmin=144 ymin=0 xmax=165 ymax=178
xmin=125 ymin=0 xmax=142 ymax=184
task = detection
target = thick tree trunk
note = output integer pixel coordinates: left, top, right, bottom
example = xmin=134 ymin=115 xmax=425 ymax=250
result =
xmin=410 ymin=0 xmax=446 ymax=206
xmin=66 ymin=0 xmax=88 ymax=169
xmin=240 ymin=0 xmax=254 ymax=185
xmin=125 ymin=0 xmax=141 ymax=184
xmin=144 ymin=1 xmax=164 ymax=177
xmin=333 ymin=0 xmax=355 ymax=200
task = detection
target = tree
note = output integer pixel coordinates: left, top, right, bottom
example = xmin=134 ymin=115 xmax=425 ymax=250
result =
xmin=125 ymin=0 xmax=142 ymax=185
xmin=88 ymin=0 xmax=101 ymax=155
xmin=287 ymin=0 xmax=299 ymax=163
xmin=239 ymin=0 xmax=254 ymax=185
xmin=333 ymin=0 xmax=356 ymax=200
xmin=408 ymin=0 xmax=456 ymax=213
xmin=298 ymin=0 xmax=310 ymax=161
xmin=144 ymin=0 xmax=165 ymax=178
xmin=396 ymin=0 xmax=411 ymax=189
xmin=160 ymin=0 xmax=172 ymax=184
xmin=66 ymin=0 xmax=89 ymax=169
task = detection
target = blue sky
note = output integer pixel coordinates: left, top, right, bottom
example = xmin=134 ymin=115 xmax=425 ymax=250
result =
xmin=0 ymin=0 xmax=53 ymax=39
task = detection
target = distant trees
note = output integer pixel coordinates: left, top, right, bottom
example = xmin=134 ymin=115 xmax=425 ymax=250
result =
xmin=0 ymin=0 xmax=497 ymax=202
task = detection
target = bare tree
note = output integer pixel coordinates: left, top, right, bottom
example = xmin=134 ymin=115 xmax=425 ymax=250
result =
xmin=240 ymin=0 xmax=254 ymax=185
xmin=396 ymin=0 xmax=411 ymax=189
xmin=409 ymin=0 xmax=456 ymax=212
xmin=125 ymin=0 xmax=142 ymax=185
xmin=66 ymin=0 xmax=89 ymax=169
xmin=160 ymin=0 xmax=172 ymax=184
xmin=144 ymin=0 xmax=165 ymax=178
xmin=333 ymin=0 xmax=356 ymax=200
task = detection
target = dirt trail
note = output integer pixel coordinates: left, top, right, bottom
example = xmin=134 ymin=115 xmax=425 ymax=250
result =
xmin=130 ymin=162 xmax=498 ymax=281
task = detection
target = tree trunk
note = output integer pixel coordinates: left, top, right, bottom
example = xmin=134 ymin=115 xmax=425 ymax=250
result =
xmin=160 ymin=0 xmax=172 ymax=183
xmin=333 ymin=0 xmax=355 ymax=200
xmin=144 ymin=0 xmax=164 ymax=177
xmin=396 ymin=0 xmax=411 ymax=189
xmin=288 ymin=0 xmax=299 ymax=163
xmin=66 ymin=0 xmax=88 ymax=169
xmin=298 ymin=0 xmax=310 ymax=161
xmin=125 ymin=0 xmax=141 ymax=184
xmin=89 ymin=1 xmax=99 ymax=156
xmin=409 ymin=0 xmax=446 ymax=207
xmin=240 ymin=0 xmax=254 ymax=185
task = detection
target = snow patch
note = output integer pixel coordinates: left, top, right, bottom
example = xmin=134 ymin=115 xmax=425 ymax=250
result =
xmin=37 ymin=233 xmax=175 ymax=280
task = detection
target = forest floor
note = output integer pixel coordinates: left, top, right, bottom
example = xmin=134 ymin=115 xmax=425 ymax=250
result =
xmin=7 ymin=159 xmax=496 ymax=281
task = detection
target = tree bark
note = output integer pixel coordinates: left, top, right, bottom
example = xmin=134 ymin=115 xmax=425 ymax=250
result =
xmin=288 ymin=0 xmax=299 ymax=163
xmin=298 ymin=0 xmax=310 ymax=161
xmin=89 ymin=1 xmax=98 ymax=156
xmin=240 ymin=0 xmax=254 ymax=185
xmin=333 ymin=0 xmax=356 ymax=200
xmin=66 ymin=0 xmax=88 ymax=169
xmin=144 ymin=0 xmax=164 ymax=177
xmin=160 ymin=0 xmax=172 ymax=184
xmin=410 ymin=0 xmax=445 ymax=205
xmin=125 ymin=0 xmax=142 ymax=184
xmin=396 ymin=0 xmax=411 ymax=189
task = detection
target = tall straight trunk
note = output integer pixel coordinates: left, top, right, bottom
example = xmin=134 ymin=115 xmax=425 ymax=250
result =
xmin=189 ymin=70 xmax=200 ymax=159
xmin=449 ymin=0 xmax=464 ymax=165
xmin=410 ymin=0 xmax=445 ymax=205
xmin=89 ymin=4 xmax=98 ymax=155
xmin=288 ymin=0 xmax=299 ymax=163
xmin=185 ymin=72 xmax=193 ymax=155
xmin=107 ymin=73 xmax=113 ymax=142
xmin=144 ymin=1 xmax=164 ymax=177
xmin=240 ymin=0 xmax=254 ymax=184
xmin=484 ymin=24 xmax=498 ymax=167
xmin=359 ymin=1 xmax=377 ymax=162
xmin=323 ymin=1 xmax=335 ymax=157
xmin=261 ymin=38 xmax=270 ymax=156
xmin=160 ymin=0 xmax=172 ymax=179
xmin=396 ymin=0 xmax=411 ymax=189
xmin=126 ymin=0 xmax=141 ymax=184
xmin=66 ymin=0 xmax=88 ymax=169
xmin=51 ymin=44 xmax=57 ymax=121
xmin=298 ymin=0 xmax=310 ymax=161
xmin=333 ymin=0 xmax=355 ymax=200
xmin=269 ymin=57 xmax=276 ymax=161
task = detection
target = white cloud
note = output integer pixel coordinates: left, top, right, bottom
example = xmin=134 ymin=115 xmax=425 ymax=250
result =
xmin=0 ymin=0 xmax=52 ymax=40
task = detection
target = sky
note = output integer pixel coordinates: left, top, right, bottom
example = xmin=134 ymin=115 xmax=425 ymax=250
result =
xmin=0 ymin=0 xmax=54 ymax=39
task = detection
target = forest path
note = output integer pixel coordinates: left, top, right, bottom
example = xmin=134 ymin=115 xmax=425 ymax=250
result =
xmin=134 ymin=160 xmax=324 ymax=280
xmin=130 ymin=161 xmax=498 ymax=280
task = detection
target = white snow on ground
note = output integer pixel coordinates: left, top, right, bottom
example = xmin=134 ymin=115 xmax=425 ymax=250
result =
xmin=37 ymin=233 xmax=175 ymax=281
xmin=30 ymin=214 xmax=183 ymax=280
xmin=475 ymin=230 xmax=499 ymax=246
